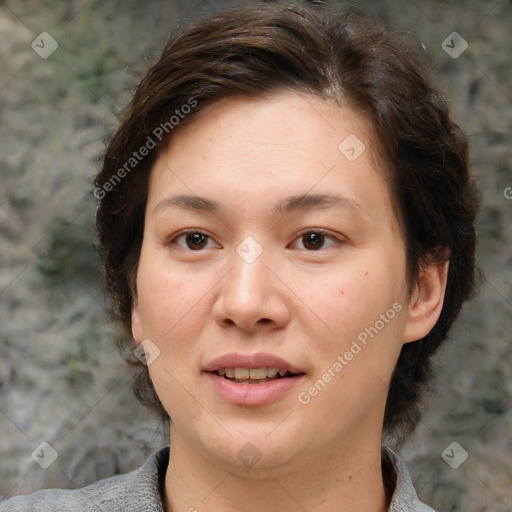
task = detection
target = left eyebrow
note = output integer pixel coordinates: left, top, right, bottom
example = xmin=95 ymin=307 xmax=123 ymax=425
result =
xmin=272 ymin=193 xmax=362 ymax=215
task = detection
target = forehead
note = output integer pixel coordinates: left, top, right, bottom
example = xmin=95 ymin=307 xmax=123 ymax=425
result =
xmin=147 ymin=92 xmax=393 ymax=221
xmin=164 ymin=93 xmax=376 ymax=164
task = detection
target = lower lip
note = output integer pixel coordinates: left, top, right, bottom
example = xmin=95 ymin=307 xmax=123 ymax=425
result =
xmin=205 ymin=372 xmax=305 ymax=406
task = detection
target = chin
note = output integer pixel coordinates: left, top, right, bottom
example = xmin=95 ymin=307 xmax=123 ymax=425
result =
xmin=197 ymin=422 xmax=305 ymax=472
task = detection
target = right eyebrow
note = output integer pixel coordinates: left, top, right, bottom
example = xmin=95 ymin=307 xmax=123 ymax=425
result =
xmin=153 ymin=194 xmax=221 ymax=216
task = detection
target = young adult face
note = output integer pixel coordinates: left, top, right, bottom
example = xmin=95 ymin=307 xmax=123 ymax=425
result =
xmin=131 ymin=92 xmax=447 ymax=474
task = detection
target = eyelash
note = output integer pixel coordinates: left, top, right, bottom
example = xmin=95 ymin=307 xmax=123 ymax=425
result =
xmin=168 ymin=228 xmax=342 ymax=252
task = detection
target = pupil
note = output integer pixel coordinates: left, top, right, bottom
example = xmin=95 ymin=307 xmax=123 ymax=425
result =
xmin=187 ymin=233 xmax=207 ymax=249
xmin=304 ymin=232 xmax=323 ymax=250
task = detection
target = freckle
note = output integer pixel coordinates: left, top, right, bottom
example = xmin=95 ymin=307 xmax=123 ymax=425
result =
xmin=365 ymin=271 xmax=368 ymax=276
xmin=340 ymin=289 xmax=344 ymax=295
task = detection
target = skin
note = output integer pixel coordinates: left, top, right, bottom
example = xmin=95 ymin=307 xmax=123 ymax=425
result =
xmin=131 ymin=92 xmax=448 ymax=512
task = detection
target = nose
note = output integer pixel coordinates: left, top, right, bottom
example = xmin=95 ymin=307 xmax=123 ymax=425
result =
xmin=212 ymin=243 xmax=291 ymax=333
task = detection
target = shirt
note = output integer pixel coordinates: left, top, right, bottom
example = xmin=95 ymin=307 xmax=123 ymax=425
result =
xmin=0 ymin=446 xmax=436 ymax=511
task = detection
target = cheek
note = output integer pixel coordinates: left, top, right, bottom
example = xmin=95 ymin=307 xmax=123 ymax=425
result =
xmin=299 ymin=295 xmax=407 ymax=430
xmin=136 ymin=257 xmax=209 ymax=410
xmin=135 ymin=252 xmax=206 ymax=345
xmin=303 ymin=262 xmax=402 ymax=333
xmin=298 ymin=254 xmax=408 ymax=381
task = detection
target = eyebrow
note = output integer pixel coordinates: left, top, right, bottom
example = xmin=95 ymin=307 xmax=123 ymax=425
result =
xmin=153 ymin=195 xmax=220 ymax=215
xmin=153 ymin=193 xmax=362 ymax=216
xmin=272 ymin=193 xmax=361 ymax=215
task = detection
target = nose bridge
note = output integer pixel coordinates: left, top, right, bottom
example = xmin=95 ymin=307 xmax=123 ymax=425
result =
xmin=228 ymin=236 xmax=271 ymax=306
xmin=214 ymin=235 xmax=289 ymax=330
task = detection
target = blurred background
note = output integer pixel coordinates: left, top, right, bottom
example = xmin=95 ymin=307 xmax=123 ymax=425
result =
xmin=0 ymin=0 xmax=511 ymax=510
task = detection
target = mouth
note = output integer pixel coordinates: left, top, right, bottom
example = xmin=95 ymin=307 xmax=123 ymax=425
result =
xmin=203 ymin=353 xmax=306 ymax=405
xmin=211 ymin=367 xmax=303 ymax=384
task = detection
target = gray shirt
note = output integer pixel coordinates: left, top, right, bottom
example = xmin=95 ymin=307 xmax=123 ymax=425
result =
xmin=0 ymin=446 xmax=436 ymax=511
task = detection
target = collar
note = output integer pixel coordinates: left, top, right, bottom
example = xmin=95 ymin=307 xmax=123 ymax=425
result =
xmin=148 ymin=445 xmax=435 ymax=512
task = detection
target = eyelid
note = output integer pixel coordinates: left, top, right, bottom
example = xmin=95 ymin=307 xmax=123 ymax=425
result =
xmin=166 ymin=228 xmax=344 ymax=251
xmin=289 ymin=229 xmax=344 ymax=250
xmin=167 ymin=228 xmax=221 ymax=249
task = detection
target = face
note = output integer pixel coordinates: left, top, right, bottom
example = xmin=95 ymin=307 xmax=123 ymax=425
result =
xmin=132 ymin=92 xmax=417 ymax=472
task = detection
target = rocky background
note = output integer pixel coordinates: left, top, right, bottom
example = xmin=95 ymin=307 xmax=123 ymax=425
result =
xmin=0 ymin=0 xmax=511 ymax=510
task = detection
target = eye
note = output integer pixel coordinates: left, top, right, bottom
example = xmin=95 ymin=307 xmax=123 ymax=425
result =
xmin=290 ymin=230 xmax=341 ymax=251
xmin=169 ymin=230 xmax=219 ymax=251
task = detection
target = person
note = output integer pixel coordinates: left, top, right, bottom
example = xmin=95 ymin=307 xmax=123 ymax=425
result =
xmin=0 ymin=1 xmax=479 ymax=511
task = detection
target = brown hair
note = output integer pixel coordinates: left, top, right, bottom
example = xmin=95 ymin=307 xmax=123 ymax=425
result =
xmin=94 ymin=1 xmax=479 ymax=443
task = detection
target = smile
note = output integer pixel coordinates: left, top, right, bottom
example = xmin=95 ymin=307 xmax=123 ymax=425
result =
xmin=216 ymin=367 xmax=299 ymax=383
xmin=203 ymin=352 xmax=306 ymax=405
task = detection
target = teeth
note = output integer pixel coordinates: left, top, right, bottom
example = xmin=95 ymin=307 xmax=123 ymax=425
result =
xmin=234 ymin=367 xmax=250 ymax=379
xmin=249 ymin=368 xmax=267 ymax=379
xmin=217 ymin=367 xmax=290 ymax=379
xmin=267 ymin=367 xmax=278 ymax=377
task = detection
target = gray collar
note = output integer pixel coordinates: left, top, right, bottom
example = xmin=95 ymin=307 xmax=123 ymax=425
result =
xmin=148 ymin=446 xmax=436 ymax=512
xmin=0 ymin=445 xmax=436 ymax=511
xmin=385 ymin=447 xmax=437 ymax=512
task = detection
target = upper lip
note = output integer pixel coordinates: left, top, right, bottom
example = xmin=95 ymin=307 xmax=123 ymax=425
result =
xmin=203 ymin=353 xmax=305 ymax=374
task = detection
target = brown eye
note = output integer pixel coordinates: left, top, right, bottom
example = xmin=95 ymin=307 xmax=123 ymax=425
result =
xmin=302 ymin=232 xmax=325 ymax=251
xmin=185 ymin=232 xmax=209 ymax=250
xmin=289 ymin=230 xmax=340 ymax=252
xmin=168 ymin=230 xmax=218 ymax=251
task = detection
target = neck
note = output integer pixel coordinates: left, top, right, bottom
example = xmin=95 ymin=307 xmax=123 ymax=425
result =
xmin=163 ymin=427 xmax=389 ymax=512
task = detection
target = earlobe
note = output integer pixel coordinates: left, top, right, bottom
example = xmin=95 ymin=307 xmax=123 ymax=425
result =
xmin=403 ymin=259 xmax=449 ymax=344
xmin=131 ymin=299 xmax=144 ymax=345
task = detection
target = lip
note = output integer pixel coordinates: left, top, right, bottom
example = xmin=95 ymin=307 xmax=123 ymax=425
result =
xmin=203 ymin=352 xmax=304 ymax=374
xmin=203 ymin=352 xmax=306 ymax=406
xmin=205 ymin=372 xmax=305 ymax=406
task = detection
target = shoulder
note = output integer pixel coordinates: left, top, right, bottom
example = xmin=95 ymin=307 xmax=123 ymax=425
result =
xmin=0 ymin=446 xmax=169 ymax=512
xmin=384 ymin=447 xmax=438 ymax=512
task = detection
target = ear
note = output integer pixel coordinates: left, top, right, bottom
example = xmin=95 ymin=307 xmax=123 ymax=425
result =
xmin=403 ymin=259 xmax=449 ymax=343
xmin=131 ymin=298 xmax=144 ymax=345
